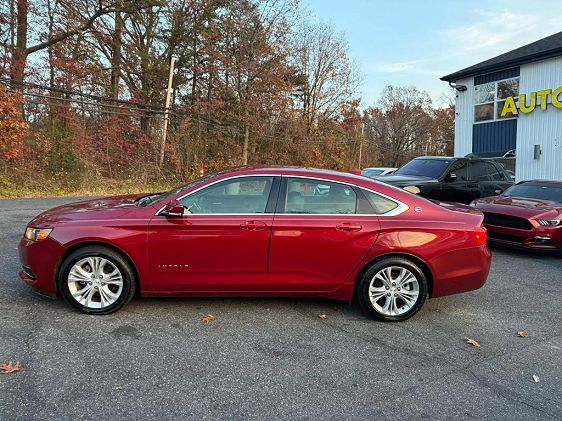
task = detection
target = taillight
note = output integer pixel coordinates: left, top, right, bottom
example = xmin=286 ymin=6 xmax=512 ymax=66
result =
xmin=473 ymin=226 xmax=487 ymax=246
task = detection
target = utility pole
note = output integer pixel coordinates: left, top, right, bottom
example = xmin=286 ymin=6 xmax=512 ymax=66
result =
xmin=159 ymin=56 xmax=176 ymax=167
xmin=358 ymin=121 xmax=364 ymax=168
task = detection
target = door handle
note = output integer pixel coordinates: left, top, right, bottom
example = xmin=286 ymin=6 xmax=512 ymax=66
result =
xmin=240 ymin=221 xmax=267 ymax=231
xmin=336 ymin=223 xmax=362 ymax=232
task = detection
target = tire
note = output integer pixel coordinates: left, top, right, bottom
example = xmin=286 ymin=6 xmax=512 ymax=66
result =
xmin=357 ymin=257 xmax=428 ymax=322
xmin=57 ymin=245 xmax=136 ymax=315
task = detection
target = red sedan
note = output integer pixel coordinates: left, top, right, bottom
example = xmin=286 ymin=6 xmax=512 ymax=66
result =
xmin=471 ymin=180 xmax=562 ymax=254
xmin=19 ymin=167 xmax=490 ymax=321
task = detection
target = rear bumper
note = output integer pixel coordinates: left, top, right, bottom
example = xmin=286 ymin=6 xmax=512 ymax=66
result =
xmin=430 ymin=245 xmax=491 ymax=298
xmin=18 ymin=237 xmax=65 ymax=296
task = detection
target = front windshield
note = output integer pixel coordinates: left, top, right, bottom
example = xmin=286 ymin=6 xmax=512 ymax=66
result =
xmin=395 ymin=159 xmax=452 ymax=178
xmin=503 ymin=182 xmax=562 ymax=203
xmin=142 ymin=173 xmax=217 ymax=206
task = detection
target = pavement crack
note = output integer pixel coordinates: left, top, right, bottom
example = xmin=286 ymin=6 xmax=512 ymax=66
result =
xmin=467 ymin=370 xmax=559 ymax=419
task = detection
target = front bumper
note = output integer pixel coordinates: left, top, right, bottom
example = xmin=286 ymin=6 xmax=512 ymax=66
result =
xmin=484 ymin=224 xmax=562 ymax=252
xmin=18 ymin=236 xmax=65 ymax=295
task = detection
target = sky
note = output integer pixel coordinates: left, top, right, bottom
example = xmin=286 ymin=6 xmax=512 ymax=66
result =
xmin=303 ymin=0 xmax=562 ymax=108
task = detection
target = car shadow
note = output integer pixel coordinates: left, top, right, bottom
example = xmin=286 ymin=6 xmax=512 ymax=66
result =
xmin=488 ymin=243 xmax=561 ymax=261
xmin=131 ymin=295 xmax=368 ymax=317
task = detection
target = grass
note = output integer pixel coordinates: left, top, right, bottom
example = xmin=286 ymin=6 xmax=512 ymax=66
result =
xmin=0 ymin=176 xmax=176 ymax=199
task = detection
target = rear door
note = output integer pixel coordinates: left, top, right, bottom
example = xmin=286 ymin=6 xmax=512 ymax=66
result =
xmin=491 ymin=162 xmax=514 ymax=192
xmin=470 ymin=161 xmax=513 ymax=199
xmin=267 ymin=177 xmax=381 ymax=292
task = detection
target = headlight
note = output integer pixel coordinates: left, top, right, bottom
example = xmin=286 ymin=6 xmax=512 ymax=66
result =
xmin=403 ymin=186 xmax=421 ymax=194
xmin=24 ymin=227 xmax=53 ymax=241
xmin=536 ymin=219 xmax=562 ymax=227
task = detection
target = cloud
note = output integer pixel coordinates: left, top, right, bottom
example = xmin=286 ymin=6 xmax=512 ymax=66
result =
xmin=359 ymin=3 xmax=562 ymax=105
xmin=443 ymin=9 xmax=560 ymax=57
xmin=367 ymin=59 xmax=444 ymax=79
xmin=368 ymin=60 xmax=423 ymax=73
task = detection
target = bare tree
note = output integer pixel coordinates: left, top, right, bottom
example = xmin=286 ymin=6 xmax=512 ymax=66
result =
xmin=9 ymin=0 xmax=154 ymax=92
xmin=363 ymin=86 xmax=433 ymax=167
xmin=291 ymin=21 xmax=360 ymax=133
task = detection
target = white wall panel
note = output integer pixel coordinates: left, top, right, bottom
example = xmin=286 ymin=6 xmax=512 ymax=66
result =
xmin=453 ymin=77 xmax=474 ymax=157
xmin=517 ymin=57 xmax=562 ymax=181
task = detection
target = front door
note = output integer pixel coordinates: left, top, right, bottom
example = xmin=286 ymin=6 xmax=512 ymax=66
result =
xmin=441 ymin=160 xmax=475 ymax=203
xmin=268 ymin=177 xmax=381 ymax=292
xmin=147 ymin=176 xmax=279 ymax=293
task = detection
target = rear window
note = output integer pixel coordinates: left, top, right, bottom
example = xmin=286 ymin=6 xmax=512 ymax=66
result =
xmin=362 ymin=190 xmax=399 ymax=214
xmin=362 ymin=169 xmax=384 ymax=177
xmin=395 ymin=159 xmax=451 ymax=178
xmin=503 ymin=182 xmax=562 ymax=203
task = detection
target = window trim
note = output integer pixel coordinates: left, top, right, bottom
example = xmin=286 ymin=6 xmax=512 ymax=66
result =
xmin=278 ymin=176 xmax=359 ymax=215
xmin=276 ymin=175 xmax=408 ymax=217
xmin=156 ymin=174 xmax=408 ymax=217
xmin=474 ymin=76 xmax=520 ymax=124
xmin=155 ymin=174 xmax=280 ymax=216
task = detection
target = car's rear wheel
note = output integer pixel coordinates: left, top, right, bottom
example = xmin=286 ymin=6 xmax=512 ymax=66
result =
xmin=58 ymin=246 xmax=136 ymax=315
xmin=357 ymin=257 xmax=428 ymax=322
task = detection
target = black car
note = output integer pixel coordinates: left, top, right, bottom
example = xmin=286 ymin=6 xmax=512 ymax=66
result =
xmin=375 ymin=156 xmax=514 ymax=204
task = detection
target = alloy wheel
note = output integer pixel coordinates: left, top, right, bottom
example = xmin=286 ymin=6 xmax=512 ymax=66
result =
xmin=67 ymin=256 xmax=124 ymax=309
xmin=368 ymin=266 xmax=420 ymax=316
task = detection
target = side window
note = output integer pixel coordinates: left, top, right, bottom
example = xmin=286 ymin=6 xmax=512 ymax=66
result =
xmin=472 ymin=162 xmax=505 ymax=181
xmin=488 ymin=163 xmax=506 ymax=181
xmin=284 ymin=178 xmax=356 ymax=214
xmin=470 ymin=162 xmax=491 ymax=181
xmin=181 ymin=177 xmax=273 ymax=214
xmin=447 ymin=161 xmax=469 ymax=182
xmin=361 ymin=190 xmax=399 ymax=214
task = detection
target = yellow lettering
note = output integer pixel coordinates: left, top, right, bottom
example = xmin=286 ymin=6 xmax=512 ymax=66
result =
xmin=552 ymin=86 xmax=562 ymax=109
xmin=537 ymin=89 xmax=551 ymax=110
xmin=519 ymin=92 xmax=536 ymax=113
xmin=501 ymin=96 xmax=519 ymax=117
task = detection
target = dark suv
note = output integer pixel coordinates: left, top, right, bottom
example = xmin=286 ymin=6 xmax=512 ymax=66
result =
xmin=375 ymin=156 xmax=514 ymax=204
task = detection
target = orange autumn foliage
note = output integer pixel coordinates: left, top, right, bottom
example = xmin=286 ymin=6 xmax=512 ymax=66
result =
xmin=0 ymin=86 xmax=27 ymax=160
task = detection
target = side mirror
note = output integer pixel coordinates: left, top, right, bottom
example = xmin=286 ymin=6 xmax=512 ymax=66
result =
xmin=161 ymin=200 xmax=184 ymax=217
xmin=447 ymin=173 xmax=457 ymax=182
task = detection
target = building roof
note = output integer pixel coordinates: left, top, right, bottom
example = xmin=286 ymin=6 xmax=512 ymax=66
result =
xmin=441 ymin=30 xmax=562 ymax=82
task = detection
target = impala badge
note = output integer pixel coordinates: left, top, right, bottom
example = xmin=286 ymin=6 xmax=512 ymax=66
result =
xmin=158 ymin=263 xmax=189 ymax=272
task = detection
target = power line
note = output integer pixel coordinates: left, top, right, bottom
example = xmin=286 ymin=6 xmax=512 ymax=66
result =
xmin=23 ymin=99 xmax=160 ymax=118
xmin=2 ymin=78 xmax=354 ymax=144
xmin=22 ymin=91 xmax=165 ymax=115
xmin=0 ymin=78 xmax=167 ymax=112
xmin=3 ymin=79 xmax=425 ymax=155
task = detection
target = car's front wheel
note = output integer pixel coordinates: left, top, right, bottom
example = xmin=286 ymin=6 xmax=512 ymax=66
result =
xmin=58 ymin=246 xmax=136 ymax=315
xmin=357 ymin=257 xmax=428 ymax=322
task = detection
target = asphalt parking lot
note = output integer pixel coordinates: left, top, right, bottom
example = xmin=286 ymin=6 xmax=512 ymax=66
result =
xmin=1 ymin=197 xmax=561 ymax=421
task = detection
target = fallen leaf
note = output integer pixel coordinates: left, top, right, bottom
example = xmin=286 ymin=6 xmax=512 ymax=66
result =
xmin=201 ymin=314 xmax=215 ymax=323
xmin=318 ymin=313 xmax=328 ymax=319
xmin=0 ymin=361 xmax=21 ymax=374
xmin=112 ymin=385 xmax=123 ymax=391
xmin=532 ymin=374 xmax=540 ymax=383
xmin=517 ymin=330 xmax=527 ymax=338
xmin=465 ymin=337 xmax=481 ymax=348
